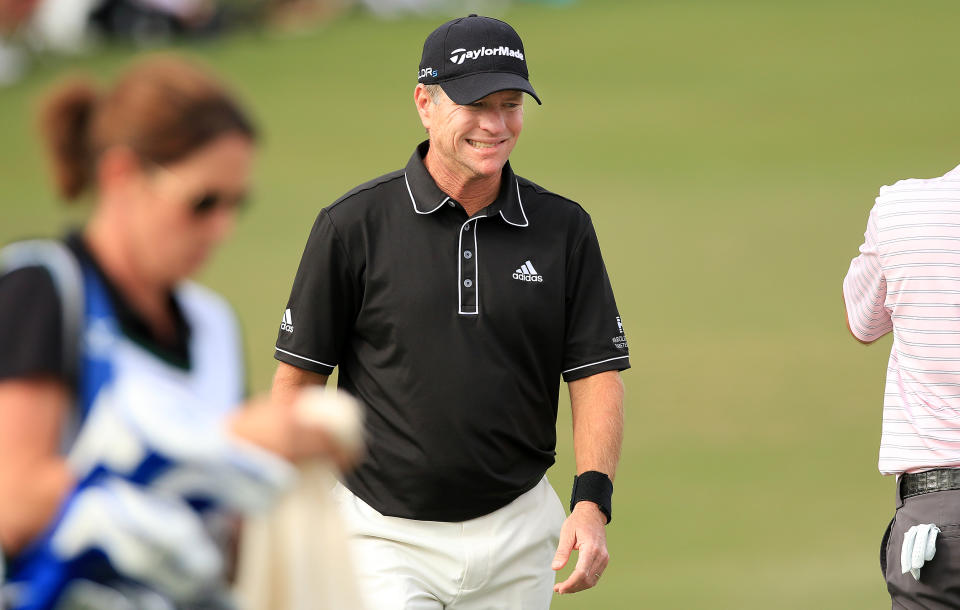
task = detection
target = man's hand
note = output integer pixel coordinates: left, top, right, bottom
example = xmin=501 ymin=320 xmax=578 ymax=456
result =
xmin=551 ymin=501 xmax=609 ymax=594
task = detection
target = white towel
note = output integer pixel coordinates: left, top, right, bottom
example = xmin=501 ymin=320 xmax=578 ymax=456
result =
xmin=235 ymin=387 xmax=366 ymax=610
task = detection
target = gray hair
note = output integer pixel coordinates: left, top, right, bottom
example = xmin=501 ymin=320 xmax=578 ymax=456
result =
xmin=424 ymin=84 xmax=444 ymax=105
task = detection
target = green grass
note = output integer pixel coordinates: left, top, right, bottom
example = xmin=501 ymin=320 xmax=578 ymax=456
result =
xmin=3 ymin=0 xmax=958 ymax=606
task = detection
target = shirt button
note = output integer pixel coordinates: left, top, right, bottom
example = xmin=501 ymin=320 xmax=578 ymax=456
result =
xmin=463 ymin=251 xmax=472 ymax=259
xmin=464 ymin=224 xmax=471 ymax=231
xmin=463 ymin=279 xmax=473 ymax=288
xmin=448 ymin=201 xmax=455 ymax=207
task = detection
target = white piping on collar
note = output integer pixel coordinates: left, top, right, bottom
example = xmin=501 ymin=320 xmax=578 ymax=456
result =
xmin=500 ymin=181 xmax=529 ymax=227
xmin=405 ymin=172 xmax=449 ymax=215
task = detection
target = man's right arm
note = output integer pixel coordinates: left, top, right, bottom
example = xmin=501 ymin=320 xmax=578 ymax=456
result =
xmin=263 ymin=362 xmax=358 ymax=471
xmin=270 ymin=207 xmax=362 ymax=467
xmin=273 ymin=209 xmax=358 ymax=386
xmin=271 ymin=361 xmax=327 ymax=405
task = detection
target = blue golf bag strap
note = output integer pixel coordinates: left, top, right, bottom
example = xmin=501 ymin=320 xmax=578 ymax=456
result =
xmin=0 ymin=239 xmax=118 ymax=441
xmin=75 ymin=258 xmax=119 ymax=429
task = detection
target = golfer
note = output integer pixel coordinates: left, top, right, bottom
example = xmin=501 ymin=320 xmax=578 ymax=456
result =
xmin=274 ymin=15 xmax=630 ymax=609
xmin=844 ymin=163 xmax=960 ymax=608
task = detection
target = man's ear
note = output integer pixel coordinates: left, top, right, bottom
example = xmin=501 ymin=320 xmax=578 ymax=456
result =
xmin=414 ymin=84 xmax=434 ymax=132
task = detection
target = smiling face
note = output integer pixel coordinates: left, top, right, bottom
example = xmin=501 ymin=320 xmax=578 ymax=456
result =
xmin=416 ymin=85 xmax=524 ymax=186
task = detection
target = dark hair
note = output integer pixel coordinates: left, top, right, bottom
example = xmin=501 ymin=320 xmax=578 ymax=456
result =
xmin=38 ymin=55 xmax=258 ymax=201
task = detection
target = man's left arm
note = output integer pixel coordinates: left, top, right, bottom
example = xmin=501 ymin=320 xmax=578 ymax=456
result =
xmin=552 ymin=369 xmax=624 ymax=595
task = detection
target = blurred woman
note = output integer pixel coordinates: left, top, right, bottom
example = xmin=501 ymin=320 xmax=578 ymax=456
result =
xmin=0 ymin=55 xmax=350 ymax=609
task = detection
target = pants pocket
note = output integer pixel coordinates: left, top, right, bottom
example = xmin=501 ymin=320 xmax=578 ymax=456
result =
xmin=880 ymin=514 xmax=895 ymax=579
xmin=936 ymin=523 xmax=960 ymax=539
xmin=549 ymin=482 xmax=567 ymax=535
xmin=910 ymin=523 xmax=960 ymax=604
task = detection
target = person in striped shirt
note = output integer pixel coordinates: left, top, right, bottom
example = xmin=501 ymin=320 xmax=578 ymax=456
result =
xmin=844 ymin=163 xmax=960 ymax=608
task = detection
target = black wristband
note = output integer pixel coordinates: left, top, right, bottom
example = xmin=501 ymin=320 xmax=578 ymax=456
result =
xmin=570 ymin=470 xmax=613 ymax=524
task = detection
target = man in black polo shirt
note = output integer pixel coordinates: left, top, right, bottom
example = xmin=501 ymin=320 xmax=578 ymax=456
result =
xmin=273 ymin=14 xmax=629 ymax=608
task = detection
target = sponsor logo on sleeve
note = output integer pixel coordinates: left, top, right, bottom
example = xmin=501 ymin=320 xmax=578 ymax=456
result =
xmin=281 ymin=309 xmax=294 ymax=333
xmin=612 ymin=316 xmax=627 ymax=350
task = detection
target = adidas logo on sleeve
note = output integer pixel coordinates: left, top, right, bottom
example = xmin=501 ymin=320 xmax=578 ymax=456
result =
xmin=512 ymin=260 xmax=543 ymax=282
xmin=280 ymin=309 xmax=294 ymax=333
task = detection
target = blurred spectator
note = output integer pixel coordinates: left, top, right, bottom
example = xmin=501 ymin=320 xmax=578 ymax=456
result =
xmin=26 ymin=0 xmax=98 ymax=53
xmin=0 ymin=0 xmax=39 ymax=84
xmin=263 ymin=0 xmax=349 ymax=31
xmin=0 ymin=0 xmax=38 ymax=30
xmin=0 ymin=0 xmax=572 ymax=88
xmin=89 ymin=0 xmax=225 ymax=45
xmin=359 ymin=0 xmax=510 ymax=18
xmin=0 ymin=55 xmax=355 ymax=609
xmin=2 ymin=0 xmax=232 ymax=86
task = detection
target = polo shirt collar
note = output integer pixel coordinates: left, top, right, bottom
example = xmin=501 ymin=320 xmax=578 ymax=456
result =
xmin=403 ymin=141 xmax=529 ymax=227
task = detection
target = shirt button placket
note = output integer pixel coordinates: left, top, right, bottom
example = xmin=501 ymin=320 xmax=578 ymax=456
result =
xmin=460 ymin=219 xmax=478 ymax=314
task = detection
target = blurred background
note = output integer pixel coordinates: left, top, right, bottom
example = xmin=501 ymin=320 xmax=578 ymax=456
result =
xmin=2 ymin=0 xmax=959 ymax=607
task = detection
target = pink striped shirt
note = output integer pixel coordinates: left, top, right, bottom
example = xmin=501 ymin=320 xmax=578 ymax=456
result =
xmin=844 ymin=163 xmax=960 ymax=475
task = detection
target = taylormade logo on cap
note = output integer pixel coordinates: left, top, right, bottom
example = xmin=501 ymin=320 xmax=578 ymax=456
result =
xmin=449 ymin=46 xmax=525 ymax=65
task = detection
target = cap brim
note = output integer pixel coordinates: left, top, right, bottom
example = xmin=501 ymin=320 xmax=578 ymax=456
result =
xmin=440 ymin=72 xmax=542 ymax=105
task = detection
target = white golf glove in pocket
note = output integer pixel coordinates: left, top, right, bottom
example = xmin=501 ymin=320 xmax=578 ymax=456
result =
xmin=901 ymin=523 xmax=940 ymax=581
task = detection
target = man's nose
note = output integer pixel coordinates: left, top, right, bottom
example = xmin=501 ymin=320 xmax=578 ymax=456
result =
xmin=477 ymin=108 xmax=507 ymax=133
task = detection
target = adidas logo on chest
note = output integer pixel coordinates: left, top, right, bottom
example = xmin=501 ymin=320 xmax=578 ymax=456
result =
xmin=512 ymin=260 xmax=543 ymax=283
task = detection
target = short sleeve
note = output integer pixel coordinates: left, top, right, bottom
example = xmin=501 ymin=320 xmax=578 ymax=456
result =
xmin=561 ymin=218 xmax=630 ymax=382
xmin=0 ymin=266 xmax=65 ymax=382
xmin=843 ymin=204 xmax=892 ymax=342
xmin=274 ymin=209 xmax=362 ymax=375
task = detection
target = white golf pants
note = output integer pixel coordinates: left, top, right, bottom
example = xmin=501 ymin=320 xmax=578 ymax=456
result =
xmin=332 ymin=476 xmax=566 ymax=610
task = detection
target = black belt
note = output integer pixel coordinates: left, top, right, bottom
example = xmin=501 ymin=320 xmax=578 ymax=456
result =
xmin=901 ymin=469 xmax=960 ymax=499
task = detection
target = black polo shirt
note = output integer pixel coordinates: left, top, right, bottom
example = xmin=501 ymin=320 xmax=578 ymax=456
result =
xmin=275 ymin=141 xmax=629 ymax=521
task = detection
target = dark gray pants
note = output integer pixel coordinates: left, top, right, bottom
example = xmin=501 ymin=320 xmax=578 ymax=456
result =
xmin=881 ymin=484 xmax=960 ymax=608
